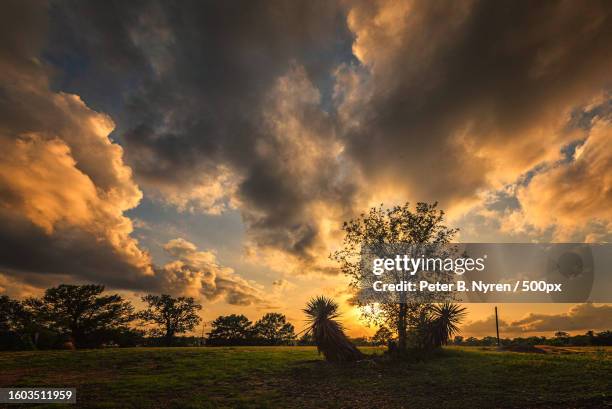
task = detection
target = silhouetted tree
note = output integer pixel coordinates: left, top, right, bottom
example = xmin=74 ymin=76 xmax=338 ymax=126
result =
xmin=0 ymin=295 xmax=25 ymax=333
xmin=25 ymin=284 xmax=134 ymax=348
xmin=207 ymin=314 xmax=253 ymax=346
xmin=372 ymin=326 xmax=394 ymax=346
xmin=297 ymin=332 xmax=315 ymax=346
xmin=252 ymin=313 xmax=295 ymax=345
xmin=0 ymin=295 xmax=36 ymax=349
xmin=139 ymin=294 xmax=202 ymax=346
xmin=594 ymin=331 xmax=612 ymax=346
xmin=332 ymin=202 xmax=457 ymax=355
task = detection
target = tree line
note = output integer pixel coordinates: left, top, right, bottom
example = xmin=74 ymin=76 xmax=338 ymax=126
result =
xmin=0 ymin=284 xmax=295 ymax=350
xmin=452 ymin=331 xmax=612 ymax=347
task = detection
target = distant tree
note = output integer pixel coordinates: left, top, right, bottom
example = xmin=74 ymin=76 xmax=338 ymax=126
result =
xmin=453 ymin=335 xmax=464 ymax=345
xmin=332 ymin=202 xmax=458 ymax=355
xmin=252 ymin=313 xmax=295 ymax=345
xmin=554 ymin=331 xmax=570 ymax=338
xmin=25 ymin=284 xmax=134 ymax=348
xmin=303 ymin=296 xmax=363 ymax=362
xmin=0 ymin=295 xmax=25 ymax=333
xmin=0 ymin=295 xmax=36 ymax=350
xmin=593 ymin=331 xmax=612 ymax=346
xmin=297 ymin=332 xmax=315 ymax=346
xmin=372 ymin=326 xmax=394 ymax=346
xmin=139 ymin=294 xmax=202 ymax=347
xmin=464 ymin=336 xmax=479 ymax=346
xmin=207 ymin=314 xmax=253 ymax=346
xmin=482 ymin=336 xmax=501 ymax=346
xmin=350 ymin=336 xmax=373 ymax=346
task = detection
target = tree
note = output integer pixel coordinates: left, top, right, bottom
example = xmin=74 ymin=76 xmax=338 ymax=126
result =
xmin=207 ymin=314 xmax=253 ymax=346
xmin=0 ymin=295 xmax=25 ymax=333
xmin=594 ymin=331 xmax=612 ymax=346
xmin=372 ymin=326 xmax=394 ymax=346
xmin=554 ymin=331 xmax=570 ymax=338
xmin=297 ymin=332 xmax=315 ymax=346
xmin=253 ymin=313 xmax=295 ymax=345
xmin=332 ymin=202 xmax=458 ymax=355
xmin=0 ymin=295 xmax=36 ymax=350
xmin=25 ymin=284 xmax=134 ymax=348
xmin=303 ymin=296 xmax=363 ymax=362
xmin=139 ymin=294 xmax=202 ymax=346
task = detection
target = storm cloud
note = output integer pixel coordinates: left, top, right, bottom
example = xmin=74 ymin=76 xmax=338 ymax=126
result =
xmin=463 ymin=304 xmax=612 ymax=335
xmin=0 ymin=0 xmax=269 ymax=306
xmin=43 ymin=0 xmax=612 ymax=264
xmin=340 ymin=0 xmax=612 ymax=213
xmin=1 ymin=0 xmax=611 ymax=297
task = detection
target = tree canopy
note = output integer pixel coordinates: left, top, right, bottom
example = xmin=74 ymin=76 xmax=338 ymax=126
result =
xmin=25 ymin=284 xmax=134 ymax=348
xmin=252 ymin=313 xmax=295 ymax=345
xmin=332 ymin=202 xmax=459 ymax=354
xmin=207 ymin=314 xmax=253 ymax=345
xmin=139 ymin=294 xmax=202 ymax=346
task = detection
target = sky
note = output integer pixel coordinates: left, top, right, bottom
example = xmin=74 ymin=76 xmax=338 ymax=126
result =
xmin=1 ymin=0 xmax=611 ymax=338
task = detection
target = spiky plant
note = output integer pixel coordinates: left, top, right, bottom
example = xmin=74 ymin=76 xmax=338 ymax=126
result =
xmin=303 ymin=296 xmax=363 ymax=362
xmin=429 ymin=303 xmax=467 ymax=347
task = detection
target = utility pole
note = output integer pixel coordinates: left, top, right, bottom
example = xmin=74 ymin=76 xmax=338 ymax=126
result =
xmin=495 ymin=306 xmax=500 ymax=346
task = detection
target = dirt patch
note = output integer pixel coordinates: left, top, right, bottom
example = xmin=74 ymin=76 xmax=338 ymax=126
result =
xmin=534 ymin=345 xmax=586 ymax=354
xmin=0 ymin=368 xmax=32 ymax=386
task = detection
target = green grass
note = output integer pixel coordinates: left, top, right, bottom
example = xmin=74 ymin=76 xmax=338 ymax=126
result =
xmin=0 ymin=346 xmax=610 ymax=408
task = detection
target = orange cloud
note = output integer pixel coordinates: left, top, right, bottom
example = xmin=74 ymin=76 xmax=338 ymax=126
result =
xmin=508 ymin=120 xmax=612 ymax=241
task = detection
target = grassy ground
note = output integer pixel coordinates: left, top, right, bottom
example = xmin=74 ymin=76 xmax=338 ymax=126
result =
xmin=0 ymin=346 xmax=610 ymax=408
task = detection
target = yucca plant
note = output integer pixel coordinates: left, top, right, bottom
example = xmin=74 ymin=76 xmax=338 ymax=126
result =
xmin=428 ymin=303 xmax=467 ymax=347
xmin=303 ymin=296 xmax=363 ymax=362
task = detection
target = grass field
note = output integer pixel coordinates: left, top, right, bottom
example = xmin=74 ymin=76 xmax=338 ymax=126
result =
xmin=0 ymin=346 xmax=610 ymax=408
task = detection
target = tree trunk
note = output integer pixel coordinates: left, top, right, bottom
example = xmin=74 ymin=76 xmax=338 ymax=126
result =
xmin=165 ymin=329 xmax=174 ymax=347
xmin=397 ymin=302 xmax=407 ymax=354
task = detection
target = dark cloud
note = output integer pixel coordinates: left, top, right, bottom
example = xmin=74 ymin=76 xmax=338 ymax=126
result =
xmin=0 ymin=1 xmax=152 ymax=292
xmin=462 ymin=304 xmax=612 ymax=335
xmin=3 ymin=0 xmax=612 ymax=288
xmin=0 ymin=1 xmax=269 ymax=307
xmin=508 ymin=304 xmax=612 ymax=333
xmin=0 ymin=212 xmax=143 ymax=288
xmin=340 ymin=0 xmax=612 ymax=211
xmin=41 ymin=0 xmax=612 ymax=271
xmin=461 ymin=314 xmax=509 ymax=336
xmin=43 ymin=0 xmax=357 ymax=268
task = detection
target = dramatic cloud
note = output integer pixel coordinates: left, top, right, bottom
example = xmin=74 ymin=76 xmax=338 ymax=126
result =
xmin=505 ymin=119 xmax=612 ymax=241
xmin=2 ymin=0 xmax=611 ymax=301
xmin=0 ymin=1 xmax=272 ymax=307
xmin=41 ymin=0 xmax=612 ymax=274
xmin=339 ymin=0 xmax=612 ymax=216
xmin=461 ymin=314 xmax=510 ymax=336
xmin=462 ymin=304 xmax=612 ymax=335
xmin=44 ymin=0 xmax=358 ymax=273
xmin=158 ymin=238 xmax=268 ymax=306
xmin=0 ymin=0 xmax=152 ymax=290
xmin=508 ymin=304 xmax=612 ymax=333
